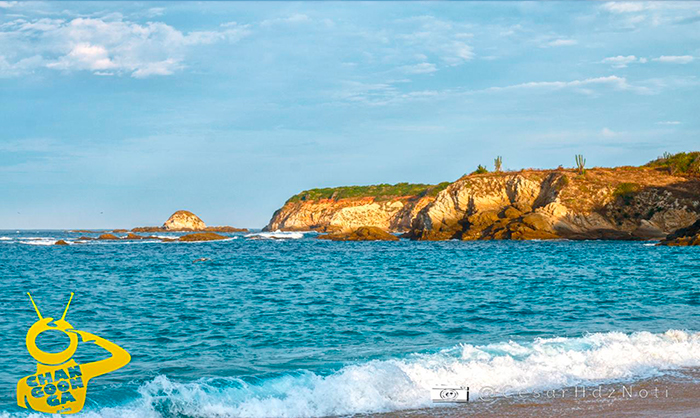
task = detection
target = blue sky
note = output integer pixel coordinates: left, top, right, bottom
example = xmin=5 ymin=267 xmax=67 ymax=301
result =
xmin=1 ymin=1 xmax=699 ymax=229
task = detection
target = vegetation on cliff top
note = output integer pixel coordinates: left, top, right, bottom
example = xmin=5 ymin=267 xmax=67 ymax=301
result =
xmin=287 ymin=182 xmax=450 ymax=203
xmin=646 ymin=151 xmax=700 ymax=175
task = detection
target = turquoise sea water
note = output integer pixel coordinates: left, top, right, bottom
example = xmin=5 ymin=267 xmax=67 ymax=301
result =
xmin=1 ymin=230 xmax=700 ymax=417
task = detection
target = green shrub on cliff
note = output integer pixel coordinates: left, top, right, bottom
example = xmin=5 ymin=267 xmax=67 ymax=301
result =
xmin=646 ymin=151 xmax=700 ymax=175
xmin=613 ymin=182 xmax=641 ymax=205
xmin=471 ymin=165 xmax=489 ymax=175
xmin=287 ymin=182 xmax=450 ymax=203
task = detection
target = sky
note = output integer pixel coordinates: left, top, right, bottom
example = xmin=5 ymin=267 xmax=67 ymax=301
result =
xmin=1 ymin=1 xmax=699 ymax=229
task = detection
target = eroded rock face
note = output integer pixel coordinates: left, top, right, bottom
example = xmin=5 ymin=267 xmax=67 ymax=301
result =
xmin=317 ymin=226 xmax=399 ymax=241
xmin=267 ymin=167 xmax=700 ymax=241
xmin=163 ymin=210 xmax=207 ymax=231
xmin=265 ymin=196 xmax=434 ymax=233
xmin=407 ymin=168 xmax=700 ymax=241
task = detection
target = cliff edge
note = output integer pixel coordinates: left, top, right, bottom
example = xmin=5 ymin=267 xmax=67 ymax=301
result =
xmin=406 ymin=167 xmax=699 ymax=240
xmin=263 ymin=183 xmax=448 ymax=232
xmin=265 ymin=153 xmax=700 ymax=241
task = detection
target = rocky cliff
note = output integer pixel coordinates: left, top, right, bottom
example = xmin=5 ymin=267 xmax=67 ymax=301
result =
xmin=264 ymin=183 xmax=447 ymax=232
xmin=406 ymin=168 xmax=700 ymax=240
xmin=266 ymin=156 xmax=700 ymax=241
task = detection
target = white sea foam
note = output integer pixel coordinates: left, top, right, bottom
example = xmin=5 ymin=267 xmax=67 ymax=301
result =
xmin=18 ymin=239 xmax=59 ymax=246
xmin=26 ymin=329 xmax=699 ymax=418
xmin=0 ymin=236 xmax=12 ymax=241
xmin=246 ymin=230 xmax=305 ymax=240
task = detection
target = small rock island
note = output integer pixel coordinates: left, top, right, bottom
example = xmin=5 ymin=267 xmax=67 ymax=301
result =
xmin=132 ymin=210 xmax=248 ymax=235
xmin=65 ymin=211 xmax=247 ymax=243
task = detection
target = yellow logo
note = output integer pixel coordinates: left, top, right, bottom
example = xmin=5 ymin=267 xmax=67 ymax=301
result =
xmin=17 ymin=293 xmax=131 ymax=414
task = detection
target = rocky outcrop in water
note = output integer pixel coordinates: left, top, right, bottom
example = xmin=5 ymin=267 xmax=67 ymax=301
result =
xmin=163 ymin=210 xmax=207 ymax=231
xmin=98 ymin=233 xmax=120 ymax=240
xmin=317 ymin=226 xmax=399 ymax=241
xmin=407 ymin=168 xmax=700 ymax=241
xmin=268 ymin=164 xmax=700 ymax=241
xmin=132 ymin=211 xmax=248 ymax=233
xmin=658 ymin=219 xmax=700 ymax=246
xmin=178 ymin=232 xmax=229 ymax=242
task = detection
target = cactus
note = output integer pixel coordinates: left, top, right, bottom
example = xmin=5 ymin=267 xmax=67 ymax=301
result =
xmin=575 ymin=154 xmax=586 ymax=175
xmin=494 ymin=156 xmax=503 ymax=172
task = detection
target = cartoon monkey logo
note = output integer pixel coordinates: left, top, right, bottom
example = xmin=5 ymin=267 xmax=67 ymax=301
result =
xmin=17 ymin=293 xmax=130 ymax=414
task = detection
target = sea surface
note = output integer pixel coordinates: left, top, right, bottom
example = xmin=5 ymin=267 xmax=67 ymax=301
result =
xmin=1 ymin=230 xmax=699 ymax=417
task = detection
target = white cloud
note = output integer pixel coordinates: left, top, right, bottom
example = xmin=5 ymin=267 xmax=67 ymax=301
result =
xmin=260 ymin=14 xmax=311 ymax=28
xmin=46 ymin=43 xmax=116 ymax=71
xmin=547 ymin=39 xmax=577 ymax=47
xmin=145 ymin=8 xmax=165 ymax=18
xmin=394 ymin=16 xmax=475 ymax=67
xmin=0 ymin=17 xmax=250 ymax=78
xmin=0 ymin=1 xmax=17 ymax=8
xmin=486 ymin=75 xmax=652 ymax=95
xmin=653 ymin=55 xmax=694 ymax=64
xmin=602 ymin=55 xmax=643 ymax=68
xmin=400 ymin=62 xmax=437 ymax=74
xmin=601 ymin=3 xmax=647 ymax=14
xmin=657 ymin=121 xmax=681 ymax=125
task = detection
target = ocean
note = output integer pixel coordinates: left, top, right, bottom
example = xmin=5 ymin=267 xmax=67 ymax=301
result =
xmin=1 ymin=230 xmax=699 ymax=417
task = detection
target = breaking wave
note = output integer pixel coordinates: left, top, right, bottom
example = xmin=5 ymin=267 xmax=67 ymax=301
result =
xmin=246 ymin=230 xmax=305 ymax=240
xmin=16 ymin=329 xmax=697 ymax=418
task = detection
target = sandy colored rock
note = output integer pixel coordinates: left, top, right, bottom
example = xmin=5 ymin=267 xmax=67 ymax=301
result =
xmin=164 ymin=210 xmax=207 ymax=231
xmin=97 ymin=233 xmax=119 ymax=240
xmin=124 ymin=233 xmax=145 ymax=240
xmin=178 ymin=232 xmax=229 ymax=242
xmin=54 ymin=240 xmax=69 ymax=246
xmin=267 ymin=161 xmax=700 ymax=242
xmin=502 ymin=206 xmax=523 ymax=219
xmin=317 ymin=226 xmax=399 ymax=241
xmin=265 ymin=196 xmax=435 ymax=233
xmin=112 ymin=229 xmax=128 ymax=233
xmin=131 ymin=226 xmax=163 ymax=233
xmin=205 ymin=226 xmax=249 ymax=233
xmin=521 ymin=213 xmax=551 ymax=231
xmin=409 ymin=168 xmax=700 ymax=241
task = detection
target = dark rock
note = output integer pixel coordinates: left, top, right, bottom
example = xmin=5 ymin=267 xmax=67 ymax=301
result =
xmin=318 ymin=226 xmax=399 ymax=241
xmin=131 ymin=226 xmax=164 ymax=233
xmin=54 ymin=240 xmax=69 ymax=246
xmin=97 ymin=234 xmax=120 ymax=240
xmin=659 ymin=219 xmax=700 ymax=246
xmin=124 ymin=233 xmax=145 ymax=240
xmin=178 ymin=232 xmax=229 ymax=242
xmin=205 ymin=226 xmax=249 ymax=233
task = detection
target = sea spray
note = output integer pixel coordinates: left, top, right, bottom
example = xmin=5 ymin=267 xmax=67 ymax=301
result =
xmin=46 ymin=330 xmax=700 ymax=418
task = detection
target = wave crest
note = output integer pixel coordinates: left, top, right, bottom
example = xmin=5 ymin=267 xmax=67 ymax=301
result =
xmin=66 ymin=330 xmax=700 ymax=417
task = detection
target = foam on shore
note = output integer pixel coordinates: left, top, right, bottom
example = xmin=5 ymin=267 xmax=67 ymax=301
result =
xmin=17 ymin=329 xmax=696 ymax=418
